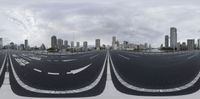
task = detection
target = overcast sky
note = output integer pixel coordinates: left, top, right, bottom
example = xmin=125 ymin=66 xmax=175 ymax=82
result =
xmin=0 ymin=0 xmax=200 ymax=48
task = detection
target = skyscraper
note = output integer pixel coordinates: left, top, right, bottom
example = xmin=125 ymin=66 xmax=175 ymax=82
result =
xmin=25 ymin=39 xmax=28 ymax=50
xmin=70 ymin=41 xmax=74 ymax=48
xmin=112 ymin=36 xmax=116 ymax=48
xmin=83 ymin=41 xmax=88 ymax=51
xmin=187 ymin=39 xmax=195 ymax=50
xmin=165 ymin=35 xmax=169 ymax=48
xmin=76 ymin=42 xmax=80 ymax=48
xmin=95 ymin=39 xmax=101 ymax=50
xmin=0 ymin=38 xmax=3 ymax=49
xmin=64 ymin=40 xmax=68 ymax=48
xmin=51 ymin=35 xmax=57 ymax=49
xmin=198 ymin=39 xmax=200 ymax=49
xmin=170 ymin=27 xmax=177 ymax=49
xmin=57 ymin=39 xmax=63 ymax=49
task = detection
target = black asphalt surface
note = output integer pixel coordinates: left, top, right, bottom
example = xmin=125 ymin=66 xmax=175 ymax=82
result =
xmin=0 ymin=50 xmax=6 ymax=88
xmin=9 ymin=50 xmax=107 ymax=97
xmin=109 ymin=50 xmax=200 ymax=96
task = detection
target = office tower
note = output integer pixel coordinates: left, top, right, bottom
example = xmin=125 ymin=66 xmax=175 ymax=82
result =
xmin=187 ymin=39 xmax=195 ymax=50
xmin=170 ymin=27 xmax=177 ymax=49
xmin=123 ymin=41 xmax=129 ymax=49
xmin=64 ymin=40 xmax=68 ymax=48
xmin=51 ymin=35 xmax=57 ymax=49
xmin=198 ymin=39 xmax=200 ymax=49
xmin=95 ymin=39 xmax=101 ymax=50
xmin=112 ymin=36 xmax=116 ymax=47
xmin=76 ymin=42 xmax=80 ymax=48
xmin=0 ymin=38 xmax=2 ymax=49
xmin=83 ymin=41 xmax=88 ymax=51
xmin=144 ymin=43 xmax=148 ymax=49
xmin=165 ymin=35 xmax=169 ymax=48
xmin=177 ymin=42 xmax=181 ymax=51
xmin=25 ymin=39 xmax=28 ymax=50
xmin=70 ymin=41 xmax=74 ymax=48
xmin=57 ymin=38 xmax=63 ymax=49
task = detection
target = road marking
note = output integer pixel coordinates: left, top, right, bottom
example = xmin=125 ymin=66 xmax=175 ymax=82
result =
xmin=90 ymin=54 xmax=99 ymax=59
xmin=47 ymin=72 xmax=60 ymax=75
xmin=131 ymin=54 xmax=140 ymax=57
xmin=0 ymin=54 xmax=7 ymax=76
xmin=29 ymin=56 xmax=41 ymax=61
xmin=118 ymin=54 xmax=130 ymax=60
xmin=20 ymin=55 xmax=32 ymax=61
xmin=62 ymin=59 xmax=76 ymax=62
xmin=15 ymin=58 xmax=29 ymax=66
xmin=12 ymin=54 xmax=18 ymax=57
xmin=109 ymin=52 xmax=200 ymax=93
xmin=33 ymin=68 xmax=42 ymax=73
xmin=67 ymin=64 xmax=92 ymax=75
xmin=187 ymin=54 xmax=198 ymax=60
xmin=9 ymin=51 xmax=108 ymax=94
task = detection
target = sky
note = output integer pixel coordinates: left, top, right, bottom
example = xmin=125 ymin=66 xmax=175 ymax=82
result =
xmin=0 ymin=0 xmax=200 ymax=48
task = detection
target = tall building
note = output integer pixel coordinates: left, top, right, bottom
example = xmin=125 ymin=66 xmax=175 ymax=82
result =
xmin=0 ymin=38 xmax=2 ymax=49
xmin=95 ymin=39 xmax=101 ymax=50
xmin=25 ymin=39 xmax=28 ymax=50
xmin=198 ymin=39 xmax=200 ymax=49
xmin=70 ymin=41 xmax=74 ymax=48
xmin=83 ymin=41 xmax=88 ymax=51
xmin=57 ymin=39 xmax=63 ymax=49
xmin=170 ymin=27 xmax=177 ymax=49
xmin=64 ymin=40 xmax=68 ymax=48
xmin=165 ymin=35 xmax=169 ymax=48
xmin=187 ymin=39 xmax=195 ymax=50
xmin=123 ymin=41 xmax=129 ymax=49
xmin=51 ymin=35 xmax=57 ymax=49
xmin=76 ymin=42 xmax=80 ymax=48
xmin=112 ymin=36 xmax=116 ymax=47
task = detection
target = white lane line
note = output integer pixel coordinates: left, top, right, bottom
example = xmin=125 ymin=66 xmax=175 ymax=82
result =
xmin=9 ymin=51 xmax=108 ymax=94
xmin=90 ymin=54 xmax=99 ymax=59
xmin=0 ymin=54 xmax=7 ymax=76
xmin=109 ymin=52 xmax=200 ymax=93
xmin=62 ymin=59 xmax=76 ymax=62
xmin=187 ymin=54 xmax=198 ymax=60
xmin=12 ymin=54 xmax=18 ymax=57
xmin=67 ymin=64 xmax=92 ymax=75
xmin=131 ymin=54 xmax=140 ymax=57
xmin=118 ymin=54 xmax=130 ymax=60
xmin=29 ymin=56 xmax=41 ymax=61
xmin=19 ymin=55 xmax=32 ymax=61
xmin=47 ymin=72 xmax=60 ymax=75
xmin=33 ymin=68 xmax=42 ymax=73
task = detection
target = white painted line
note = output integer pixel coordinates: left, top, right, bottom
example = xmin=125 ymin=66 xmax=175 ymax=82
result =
xmin=9 ymin=51 xmax=108 ymax=94
xmin=33 ymin=68 xmax=42 ymax=73
xmin=29 ymin=57 xmax=41 ymax=61
xmin=109 ymin=52 xmax=200 ymax=93
xmin=90 ymin=54 xmax=99 ymax=59
xmin=118 ymin=54 xmax=130 ymax=60
xmin=0 ymin=54 xmax=7 ymax=76
xmin=67 ymin=64 xmax=92 ymax=75
xmin=19 ymin=55 xmax=32 ymax=61
xmin=62 ymin=59 xmax=76 ymax=62
xmin=188 ymin=54 xmax=198 ymax=60
xmin=47 ymin=72 xmax=60 ymax=75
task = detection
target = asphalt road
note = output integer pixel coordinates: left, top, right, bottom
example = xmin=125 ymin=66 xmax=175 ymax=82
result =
xmin=0 ymin=50 xmax=7 ymax=88
xmin=109 ymin=50 xmax=200 ymax=96
xmin=8 ymin=50 xmax=108 ymax=97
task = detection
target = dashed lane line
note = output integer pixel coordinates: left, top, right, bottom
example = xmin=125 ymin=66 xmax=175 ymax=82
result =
xmin=118 ymin=54 xmax=130 ymax=60
xmin=33 ymin=68 xmax=42 ymax=73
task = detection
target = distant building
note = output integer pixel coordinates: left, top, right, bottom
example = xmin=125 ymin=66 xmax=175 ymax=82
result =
xmin=76 ymin=42 xmax=80 ymax=48
xmin=177 ymin=42 xmax=181 ymax=51
xmin=181 ymin=42 xmax=187 ymax=50
xmin=123 ymin=41 xmax=129 ymax=49
xmin=51 ymin=35 xmax=57 ymax=49
xmin=95 ymin=39 xmax=101 ymax=50
xmin=165 ymin=35 xmax=169 ymax=48
xmin=170 ymin=27 xmax=177 ymax=49
xmin=64 ymin=40 xmax=68 ymax=48
xmin=144 ymin=43 xmax=148 ymax=49
xmin=83 ymin=41 xmax=88 ymax=51
xmin=70 ymin=41 xmax=74 ymax=48
xmin=187 ymin=39 xmax=195 ymax=50
xmin=25 ymin=39 xmax=28 ymax=50
xmin=198 ymin=39 xmax=200 ymax=49
xmin=10 ymin=42 xmax=15 ymax=49
xmin=40 ymin=44 xmax=46 ymax=50
xmin=19 ymin=44 xmax=25 ymax=50
xmin=57 ymin=39 xmax=63 ymax=49
xmin=0 ymin=38 xmax=2 ymax=49
xmin=112 ymin=36 xmax=117 ymax=49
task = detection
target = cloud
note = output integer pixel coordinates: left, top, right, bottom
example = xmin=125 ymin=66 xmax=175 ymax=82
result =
xmin=0 ymin=0 xmax=200 ymax=47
